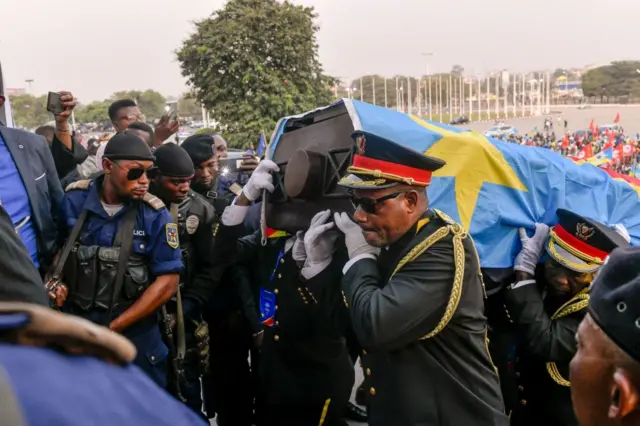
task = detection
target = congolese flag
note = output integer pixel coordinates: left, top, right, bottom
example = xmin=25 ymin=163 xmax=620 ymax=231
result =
xmin=268 ymin=100 xmax=640 ymax=268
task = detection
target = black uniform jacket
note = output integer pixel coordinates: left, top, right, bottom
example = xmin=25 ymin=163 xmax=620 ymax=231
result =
xmin=215 ymin=224 xmax=354 ymax=408
xmin=343 ymin=209 xmax=508 ymax=426
xmin=504 ymin=279 xmax=587 ymax=426
xmin=176 ymin=190 xmax=217 ymax=319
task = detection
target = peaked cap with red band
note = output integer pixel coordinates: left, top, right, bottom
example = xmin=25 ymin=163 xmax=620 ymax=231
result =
xmin=338 ymin=131 xmax=446 ymax=189
xmin=546 ymin=208 xmax=630 ymax=273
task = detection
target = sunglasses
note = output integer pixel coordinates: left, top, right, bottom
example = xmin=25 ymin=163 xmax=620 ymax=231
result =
xmin=112 ymin=162 xmax=159 ymax=181
xmin=349 ymin=191 xmax=409 ymax=214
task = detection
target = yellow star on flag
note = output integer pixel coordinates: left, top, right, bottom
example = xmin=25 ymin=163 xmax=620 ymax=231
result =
xmin=409 ymin=115 xmax=528 ymax=230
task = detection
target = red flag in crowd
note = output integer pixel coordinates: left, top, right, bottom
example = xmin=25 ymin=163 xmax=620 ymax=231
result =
xmin=614 ymin=112 xmax=621 ymax=123
xmin=623 ymin=143 xmax=634 ymax=157
xmin=614 ymin=144 xmax=624 ymax=161
xmin=579 ymin=143 xmax=593 ymax=159
xmin=562 ymin=133 xmax=570 ymax=149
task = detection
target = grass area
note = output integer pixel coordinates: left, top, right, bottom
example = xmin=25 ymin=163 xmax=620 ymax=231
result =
xmin=418 ymin=111 xmax=535 ymax=124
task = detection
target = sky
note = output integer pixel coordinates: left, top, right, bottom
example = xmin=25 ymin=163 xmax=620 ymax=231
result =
xmin=1 ymin=0 xmax=638 ymax=102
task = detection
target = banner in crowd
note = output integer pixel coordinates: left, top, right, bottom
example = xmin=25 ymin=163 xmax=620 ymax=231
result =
xmin=269 ymin=99 xmax=640 ymax=268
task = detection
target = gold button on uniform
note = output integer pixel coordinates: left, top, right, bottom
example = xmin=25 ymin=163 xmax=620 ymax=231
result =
xmin=275 ymin=321 xmax=280 ymax=327
xmin=520 ymin=399 xmax=527 ymax=406
xmin=274 ymin=289 xmax=279 ymax=295
xmin=518 ymin=385 xmax=524 ymax=392
xmin=369 ymin=387 xmax=376 ymax=396
xmin=274 ymin=335 xmax=280 ymax=342
xmin=365 ymin=368 xmax=371 ymax=376
xmin=362 ymin=349 xmax=368 ymax=355
xmin=277 ymin=274 xmax=282 ymax=279
xmin=280 ymin=258 xmax=285 ymax=264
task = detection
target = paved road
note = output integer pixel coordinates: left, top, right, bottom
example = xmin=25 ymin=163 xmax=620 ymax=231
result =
xmin=459 ymin=105 xmax=640 ymax=136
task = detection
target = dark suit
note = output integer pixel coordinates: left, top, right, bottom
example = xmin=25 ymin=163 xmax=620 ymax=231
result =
xmin=0 ymin=126 xmax=63 ymax=268
xmin=343 ymin=210 xmax=508 ymax=426
xmin=0 ymin=205 xmax=48 ymax=305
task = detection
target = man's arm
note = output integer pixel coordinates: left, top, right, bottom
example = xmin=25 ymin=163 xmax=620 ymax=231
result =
xmin=50 ymin=91 xmax=87 ymax=179
xmin=343 ymin=237 xmax=455 ymax=351
xmin=504 ymin=283 xmax=583 ymax=362
xmin=182 ymin=204 xmax=217 ymax=319
xmin=110 ymin=209 xmax=182 ymax=332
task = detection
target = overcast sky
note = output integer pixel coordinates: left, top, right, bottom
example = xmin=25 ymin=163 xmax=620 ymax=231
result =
xmin=1 ymin=0 xmax=637 ymax=102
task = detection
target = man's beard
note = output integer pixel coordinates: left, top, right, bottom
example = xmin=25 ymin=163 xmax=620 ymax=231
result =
xmin=191 ymin=179 xmax=214 ymax=195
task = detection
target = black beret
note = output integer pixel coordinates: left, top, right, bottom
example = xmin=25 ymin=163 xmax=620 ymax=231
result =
xmin=181 ymin=134 xmax=216 ymax=166
xmin=589 ymin=247 xmax=640 ymax=362
xmin=154 ymin=143 xmax=195 ymax=178
xmin=338 ymin=130 xmax=446 ymax=189
xmin=546 ymin=209 xmax=630 ymax=273
xmin=103 ymin=133 xmax=155 ymax=162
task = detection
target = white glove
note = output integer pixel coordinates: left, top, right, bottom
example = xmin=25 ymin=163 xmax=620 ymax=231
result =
xmin=334 ymin=212 xmax=380 ymax=259
xmin=514 ymin=223 xmax=550 ymax=275
xmin=242 ymin=159 xmax=279 ymax=201
xmin=301 ymin=210 xmax=339 ymax=279
xmin=292 ymin=231 xmax=307 ymax=263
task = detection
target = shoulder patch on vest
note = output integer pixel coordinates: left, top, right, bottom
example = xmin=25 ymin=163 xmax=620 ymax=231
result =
xmin=228 ymin=183 xmax=243 ymax=196
xmin=142 ymin=193 xmax=165 ymax=210
xmin=65 ymin=179 xmax=91 ymax=192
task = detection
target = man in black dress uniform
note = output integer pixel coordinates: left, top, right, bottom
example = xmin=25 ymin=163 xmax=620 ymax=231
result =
xmin=216 ymin=160 xmax=354 ymax=426
xmin=505 ymin=209 xmax=629 ymax=426
xmin=151 ymin=143 xmax=216 ymax=415
xmin=570 ymin=247 xmax=640 ymax=426
xmin=332 ymin=131 xmax=508 ymax=426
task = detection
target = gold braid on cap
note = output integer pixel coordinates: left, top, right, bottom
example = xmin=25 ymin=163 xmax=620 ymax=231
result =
xmin=347 ymin=166 xmax=431 ymax=187
xmin=548 ymin=228 xmax=605 ymax=265
xmin=545 ymin=288 xmax=590 ymax=387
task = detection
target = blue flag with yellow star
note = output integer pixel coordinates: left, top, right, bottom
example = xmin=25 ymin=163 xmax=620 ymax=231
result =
xmin=268 ymin=99 xmax=640 ymax=268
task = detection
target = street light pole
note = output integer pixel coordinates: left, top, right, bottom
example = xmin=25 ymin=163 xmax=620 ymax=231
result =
xmin=25 ymin=79 xmax=34 ymax=94
xmin=422 ymin=52 xmax=433 ymax=120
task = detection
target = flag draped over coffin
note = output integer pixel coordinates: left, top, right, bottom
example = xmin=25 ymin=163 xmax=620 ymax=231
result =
xmin=268 ymin=99 xmax=640 ymax=268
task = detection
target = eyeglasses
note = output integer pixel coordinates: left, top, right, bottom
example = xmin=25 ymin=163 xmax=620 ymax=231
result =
xmin=349 ymin=191 xmax=409 ymax=214
xmin=112 ymin=162 xmax=159 ymax=181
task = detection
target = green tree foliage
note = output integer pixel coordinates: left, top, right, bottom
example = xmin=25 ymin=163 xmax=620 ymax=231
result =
xmin=581 ymin=61 xmax=640 ymax=98
xmin=74 ymin=100 xmax=111 ymax=124
xmin=176 ymin=0 xmax=336 ymax=148
xmin=9 ymin=94 xmax=50 ymax=129
xmin=111 ymin=90 xmax=167 ymax=120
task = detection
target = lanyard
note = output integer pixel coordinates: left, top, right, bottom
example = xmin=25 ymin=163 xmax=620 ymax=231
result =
xmin=269 ymin=248 xmax=285 ymax=283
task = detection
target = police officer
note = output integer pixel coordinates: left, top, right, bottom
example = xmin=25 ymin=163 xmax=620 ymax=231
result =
xmin=570 ymin=247 xmax=640 ymax=426
xmin=53 ymin=132 xmax=183 ymax=388
xmin=217 ymin=161 xmax=354 ymax=426
xmin=329 ymin=131 xmax=508 ymax=426
xmin=504 ymin=209 xmax=630 ymax=426
xmin=0 ymin=303 xmax=207 ymax=426
xmin=150 ymin=143 xmax=216 ymax=414
xmin=181 ymin=133 xmax=255 ymax=425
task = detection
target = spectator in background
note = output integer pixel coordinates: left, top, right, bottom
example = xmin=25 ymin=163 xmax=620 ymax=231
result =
xmin=127 ymin=121 xmax=156 ymax=149
xmin=107 ymin=99 xmax=178 ymax=147
xmin=35 ymin=125 xmax=55 ymax=145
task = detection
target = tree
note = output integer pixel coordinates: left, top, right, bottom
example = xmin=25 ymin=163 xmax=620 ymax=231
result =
xmin=75 ymin=100 xmax=111 ymax=124
xmin=177 ymin=0 xmax=336 ymax=148
xmin=9 ymin=94 xmax=50 ymax=129
xmin=111 ymin=90 xmax=167 ymax=120
xmin=581 ymin=61 xmax=640 ymax=98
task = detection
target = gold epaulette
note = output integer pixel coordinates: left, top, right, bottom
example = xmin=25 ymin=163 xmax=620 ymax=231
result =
xmin=142 ymin=193 xmax=165 ymax=211
xmin=545 ymin=289 xmax=590 ymax=387
xmin=65 ymin=179 xmax=91 ymax=192
xmin=228 ymin=183 xmax=243 ymax=196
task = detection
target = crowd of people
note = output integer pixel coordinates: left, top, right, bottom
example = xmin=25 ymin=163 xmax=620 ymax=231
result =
xmin=494 ymin=116 xmax=640 ymax=176
xmin=0 ymin=88 xmax=639 ymax=426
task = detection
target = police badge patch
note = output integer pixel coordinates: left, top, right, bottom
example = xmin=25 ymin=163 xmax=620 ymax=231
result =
xmin=166 ymin=223 xmax=179 ymax=248
xmin=186 ymin=215 xmax=199 ymax=235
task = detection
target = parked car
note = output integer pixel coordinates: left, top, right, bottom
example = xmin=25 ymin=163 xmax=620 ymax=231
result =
xmin=484 ymin=125 xmax=518 ymax=138
xmin=450 ymin=116 xmax=470 ymax=125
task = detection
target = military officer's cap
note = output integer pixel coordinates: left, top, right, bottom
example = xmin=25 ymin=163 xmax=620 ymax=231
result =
xmin=546 ymin=209 xmax=630 ymax=273
xmin=103 ymin=133 xmax=155 ymax=162
xmin=338 ymin=130 xmax=446 ymax=190
xmin=154 ymin=143 xmax=195 ymax=178
xmin=181 ymin=133 xmax=216 ymax=166
xmin=589 ymin=247 xmax=640 ymax=362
